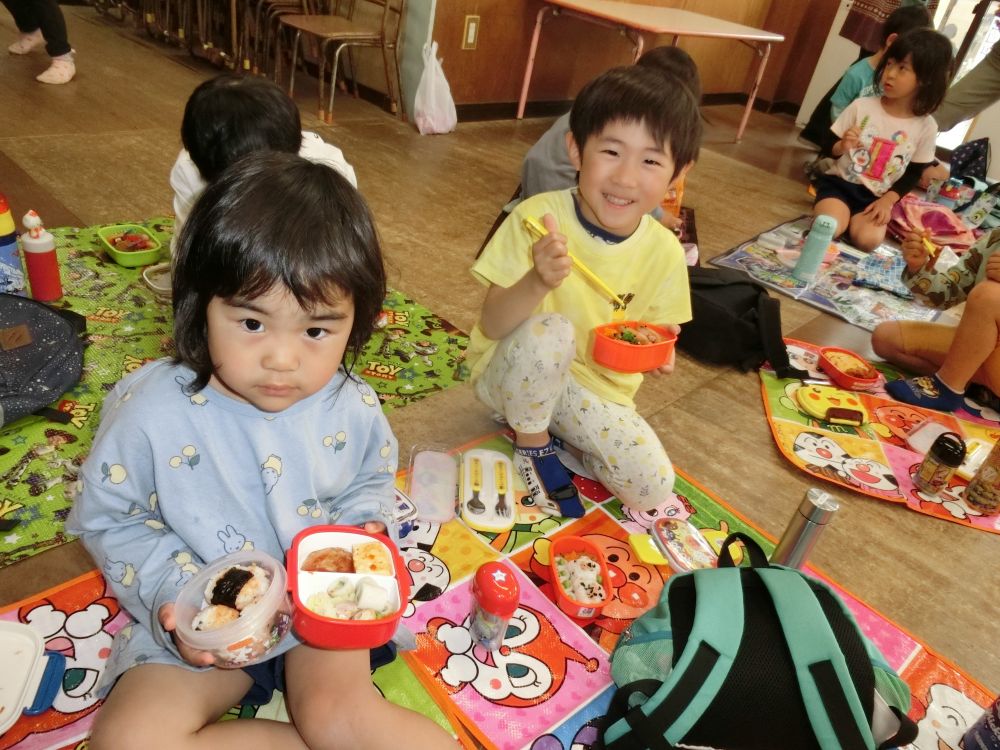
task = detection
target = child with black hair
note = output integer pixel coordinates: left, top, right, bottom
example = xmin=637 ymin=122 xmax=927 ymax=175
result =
xmin=520 ymin=45 xmax=700 ymax=231
xmin=469 ymin=65 xmax=701 ymax=517
xmin=170 ymin=74 xmax=356 ymax=252
xmin=801 ymin=5 xmax=932 ymax=156
xmin=67 ymin=153 xmax=453 ymax=750
xmin=812 ymin=28 xmax=953 ymax=252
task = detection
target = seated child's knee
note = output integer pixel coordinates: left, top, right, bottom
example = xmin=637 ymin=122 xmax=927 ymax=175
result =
xmin=619 ymin=459 xmax=675 ymax=513
xmin=968 ymin=278 xmax=1000 ymax=307
xmin=871 ymin=321 xmax=900 ymax=357
xmin=293 ymin=691 xmax=380 ymax=749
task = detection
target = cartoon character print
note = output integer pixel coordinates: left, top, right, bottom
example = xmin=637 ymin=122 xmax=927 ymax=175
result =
xmin=103 ymin=558 xmax=136 ymax=587
xmin=908 ymin=465 xmax=983 ymax=521
xmin=424 ymin=604 xmax=600 ymax=706
xmin=174 ymin=374 xmax=207 ymax=406
xmin=15 ymin=578 xmax=120 ymax=720
xmin=529 ymin=534 xmax=666 ymax=651
xmin=963 ymin=395 xmax=1000 ymax=423
xmin=260 ymin=454 xmax=282 ymax=494
xmin=617 ymin=492 xmax=692 ymax=534
xmin=785 ymin=345 xmax=823 ymax=380
xmin=530 ymin=720 xmax=602 ymax=750
xmin=402 ymin=547 xmax=450 ymax=617
xmin=218 ymin=524 xmax=254 ymax=553
xmin=911 ymin=683 xmax=985 ymax=750
xmin=700 ymin=519 xmax=744 ymax=565
xmin=791 ymin=431 xmax=897 ymax=494
xmin=871 ymin=404 xmax=926 ymax=447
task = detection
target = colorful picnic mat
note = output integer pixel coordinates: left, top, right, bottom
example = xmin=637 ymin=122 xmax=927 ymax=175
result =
xmin=711 ymin=216 xmax=946 ymax=332
xmin=1 ymin=431 xmax=992 ymax=750
xmin=762 ymin=340 xmax=1000 ymax=534
xmin=0 ymin=219 xmax=468 ymax=568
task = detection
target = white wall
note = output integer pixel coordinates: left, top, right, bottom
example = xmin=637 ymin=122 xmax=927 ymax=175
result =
xmin=798 ymin=0 xmax=857 ymax=127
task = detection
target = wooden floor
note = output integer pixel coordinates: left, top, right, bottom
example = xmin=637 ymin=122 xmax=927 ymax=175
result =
xmin=2 ymin=5 xmax=998 ymax=696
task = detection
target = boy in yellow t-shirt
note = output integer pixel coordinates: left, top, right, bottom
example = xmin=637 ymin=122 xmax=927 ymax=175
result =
xmin=468 ymin=65 xmax=701 ymax=517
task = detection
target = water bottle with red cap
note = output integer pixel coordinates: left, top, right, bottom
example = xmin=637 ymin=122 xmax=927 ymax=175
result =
xmin=469 ymin=561 xmax=520 ymax=651
xmin=20 ymin=210 xmax=62 ymax=301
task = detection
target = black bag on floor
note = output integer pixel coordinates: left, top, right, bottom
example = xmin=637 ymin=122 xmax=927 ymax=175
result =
xmin=602 ymin=533 xmax=919 ymax=750
xmin=677 ymin=266 xmax=806 ymax=379
xmin=0 ymin=293 xmax=86 ymax=427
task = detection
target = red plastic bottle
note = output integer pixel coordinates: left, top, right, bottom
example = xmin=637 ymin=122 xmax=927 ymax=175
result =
xmin=20 ymin=210 xmax=62 ymax=301
xmin=469 ymin=561 xmax=520 ymax=651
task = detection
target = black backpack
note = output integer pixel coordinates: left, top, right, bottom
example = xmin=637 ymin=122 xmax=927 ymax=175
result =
xmin=678 ymin=266 xmax=806 ymax=379
xmin=0 ymin=293 xmax=86 ymax=427
xmin=602 ymin=534 xmax=919 ymax=750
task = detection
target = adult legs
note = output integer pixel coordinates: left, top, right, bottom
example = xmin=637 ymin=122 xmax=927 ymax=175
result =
xmin=934 ymin=44 xmax=1000 ymax=132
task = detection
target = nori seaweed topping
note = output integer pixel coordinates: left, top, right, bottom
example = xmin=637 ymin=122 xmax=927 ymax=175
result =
xmin=210 ymin=567 xmax=254 ymax=608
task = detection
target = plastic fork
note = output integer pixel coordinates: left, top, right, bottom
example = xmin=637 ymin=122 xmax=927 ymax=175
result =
xmin=522 ymin=216 xmax=626 ymax=320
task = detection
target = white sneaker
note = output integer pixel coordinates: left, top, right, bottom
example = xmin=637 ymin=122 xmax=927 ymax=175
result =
xmin=8 ymin=29 xmax=44 ymax=55
xmin=36 ymin=55 xmax=75 ymax=85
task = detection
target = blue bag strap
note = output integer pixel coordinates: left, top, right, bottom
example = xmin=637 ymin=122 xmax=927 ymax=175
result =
xmin=756 ymin=568 xmax=874 ymax=750
xmin=604 ymin=568 xmax=745 ymax=749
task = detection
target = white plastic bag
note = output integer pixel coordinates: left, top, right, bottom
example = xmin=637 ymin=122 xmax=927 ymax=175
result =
xmin=413 ymin=41 xmax=457 ymax=135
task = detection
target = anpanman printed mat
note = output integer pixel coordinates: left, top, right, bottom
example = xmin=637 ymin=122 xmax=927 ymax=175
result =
xmin=0 ymin=432 xmax=991 ymax=750
xmin=0 ymin=219 xmax=468 ymax=568
xmin=762 ymin=340 xmax=1000 ymax=534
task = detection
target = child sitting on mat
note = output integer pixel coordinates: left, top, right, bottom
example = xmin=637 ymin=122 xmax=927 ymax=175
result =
xmin=812 ymin=28 xmax=953 ymax=252
xmin=170 ymin=74 xmax=356 ymax=253
xmin=520 ymin=46 xmax=700 ymax=232
xmin=468 ymin=65 xmax=701 ymax=517
xmin=68 ymin=154 xmax=454 ymax=750
xmin=873 ymin=227 xmax=1000 ymax=413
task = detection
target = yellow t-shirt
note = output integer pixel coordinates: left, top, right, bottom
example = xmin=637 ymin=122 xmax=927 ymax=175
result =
xmin=468 ymin=190 xmax=692 ymax=408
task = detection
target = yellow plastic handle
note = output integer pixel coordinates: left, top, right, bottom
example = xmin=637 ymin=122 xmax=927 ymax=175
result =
xmin=494 ymin=461 xmax=507 ymax=495
xmin=470 ymin=457 xmax=482 ymax=492
xmin=522 ymin=217 xmax=627 ymax=309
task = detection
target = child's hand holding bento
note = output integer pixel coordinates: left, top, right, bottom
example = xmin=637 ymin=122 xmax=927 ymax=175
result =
xmin=158 ymin=603 xmax=217 ymax=667
xmin=531 ymin=213 xmax=572 ymax=289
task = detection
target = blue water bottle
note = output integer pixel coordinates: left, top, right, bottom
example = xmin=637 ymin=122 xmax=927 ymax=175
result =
xmin=0 ymin=192 xmax=26 ymax=295
xmin=792 ymin=215 xmax=837 ymax=283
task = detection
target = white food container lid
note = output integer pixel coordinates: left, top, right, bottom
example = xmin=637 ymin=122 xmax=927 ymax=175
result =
xmin=0 ymin=621 xmax=59 ymax=736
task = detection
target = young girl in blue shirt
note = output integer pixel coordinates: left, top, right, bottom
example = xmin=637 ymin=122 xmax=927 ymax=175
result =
xmin=68 ymin=153 xmax=453 ymax=750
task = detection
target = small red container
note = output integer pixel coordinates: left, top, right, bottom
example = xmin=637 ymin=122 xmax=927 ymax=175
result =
xmin=591 ymin=321 xmax=677 ymax=373
xmin=549 ymin=536 xmax=611 ymax=619
xmin=287 ymin=526 xmax=409 ymax=650
xmin=818 ymin=346 xmax=879 ymax=390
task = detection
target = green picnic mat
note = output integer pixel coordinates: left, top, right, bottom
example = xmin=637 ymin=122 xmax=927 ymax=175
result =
xmin=0 ymin=218 xmax=468 ymax=567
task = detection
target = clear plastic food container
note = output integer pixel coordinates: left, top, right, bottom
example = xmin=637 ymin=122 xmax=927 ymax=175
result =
xmin=173 ymin=550 xmax=292 ymax=668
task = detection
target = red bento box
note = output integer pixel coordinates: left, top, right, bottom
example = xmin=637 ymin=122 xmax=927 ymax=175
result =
xmin=287 ymin=526 xmax=409 ymax=649
xmin=549 ymin=536 xmax=611 ymax=620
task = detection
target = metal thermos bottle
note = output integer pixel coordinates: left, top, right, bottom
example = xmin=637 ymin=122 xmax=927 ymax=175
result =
xmin=792 ymin=215 xmax=837 ymax=282
xmin=770 ymin=488 xmax=840 ymax=569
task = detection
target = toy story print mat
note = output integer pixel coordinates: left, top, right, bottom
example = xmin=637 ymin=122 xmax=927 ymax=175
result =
xmin=0 ymin=218 xmax=468 ymax=568
xmin=712 ymin=216 xmax=946 ymax=332
xmin=763 ymin=339 xmax=1000 ymax=534
xmin=1 ymin=432 xmax=991 ymax=750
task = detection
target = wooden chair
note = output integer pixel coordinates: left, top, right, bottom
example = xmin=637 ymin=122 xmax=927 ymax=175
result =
xmin=276 ymin=0 xmax=405 ymax=123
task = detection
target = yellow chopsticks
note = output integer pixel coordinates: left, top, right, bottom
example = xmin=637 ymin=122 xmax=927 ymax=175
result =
xmin=522 ymin=216 xmax=627 ymax=311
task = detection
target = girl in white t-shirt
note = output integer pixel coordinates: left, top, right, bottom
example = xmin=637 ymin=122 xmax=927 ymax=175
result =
xmin=812 ymin=28 xmax=953 ymax=252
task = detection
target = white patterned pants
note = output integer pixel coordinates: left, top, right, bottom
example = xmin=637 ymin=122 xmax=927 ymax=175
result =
xmin=474 ymin=313 xmax=675 ymax=511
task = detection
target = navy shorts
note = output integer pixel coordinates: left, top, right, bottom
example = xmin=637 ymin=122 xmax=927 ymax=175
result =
xmin=813 ymin=174 xmax=879 ymax=217
xmin=240 ymin=643 xmax=397 ymax=706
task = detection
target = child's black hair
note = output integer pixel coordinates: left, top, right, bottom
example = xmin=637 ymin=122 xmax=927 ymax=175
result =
xmin=881 ymin=5 xmax=931 ymax=46
xmin=874 ymin=28 xmax=954 ymax=117
xmin=172 ymin=152 xmax=386 ymax=392
xmin=636 ymin=45 xmax=702 ymax=101
xmin=569 ymin=65 xmax=701 ymax=179
xmin=180 ymin=74 xmax=302 ymax=182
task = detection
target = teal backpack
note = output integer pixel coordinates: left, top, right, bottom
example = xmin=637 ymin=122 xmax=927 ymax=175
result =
xmin=603 ymin=533 xmax=918 ymax=750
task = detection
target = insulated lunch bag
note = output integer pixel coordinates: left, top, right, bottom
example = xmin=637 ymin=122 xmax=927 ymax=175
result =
xmin=677 ymin=267 xmax=806 ymax=380
xmin=602 ymin=533 xmax=918 ymax=750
